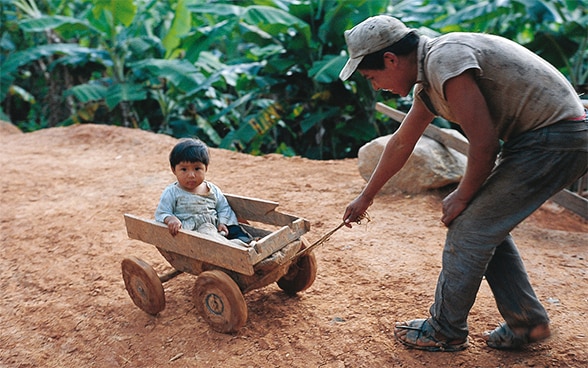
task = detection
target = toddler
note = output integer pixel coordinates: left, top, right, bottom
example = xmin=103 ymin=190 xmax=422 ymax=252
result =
xmin=155 ymin=138 xmax=252 ymax=246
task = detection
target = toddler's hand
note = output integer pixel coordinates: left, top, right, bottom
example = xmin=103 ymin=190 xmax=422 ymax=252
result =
xmin=218 ymin=224 xmax=229 ymax=237
xmin=166 ymin=217 xmax=182 ymax=236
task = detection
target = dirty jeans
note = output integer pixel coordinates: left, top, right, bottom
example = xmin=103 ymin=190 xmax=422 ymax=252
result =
xmin=428 ymin=118 xmax=588 ymax=340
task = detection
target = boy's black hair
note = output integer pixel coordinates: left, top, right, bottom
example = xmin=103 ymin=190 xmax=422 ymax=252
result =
xmin=358 ymin=31 xmax=420 ymax=71
xmin=169 ymin=138 xmax=210 ymax=168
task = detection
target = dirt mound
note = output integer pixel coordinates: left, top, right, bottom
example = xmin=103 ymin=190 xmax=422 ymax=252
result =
xmin=1 ymin=124 xmax=586 ymax=367
xmin=0 ymin=120 xmax=23 ymax=135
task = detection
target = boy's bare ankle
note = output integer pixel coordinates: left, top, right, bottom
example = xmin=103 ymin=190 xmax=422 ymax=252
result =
xmin=511 ymin=323 xmax=550 ymax=342
xmin=528 ymin=324 xmax=550 ymax=342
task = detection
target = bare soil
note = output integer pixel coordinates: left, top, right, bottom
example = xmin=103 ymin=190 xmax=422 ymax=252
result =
xmin=1 ymin=123 xmax=586 ymax=368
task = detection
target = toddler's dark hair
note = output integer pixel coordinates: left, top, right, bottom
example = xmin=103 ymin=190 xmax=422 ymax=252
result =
xmin=169 ymin=138 xmax=210 ymax=168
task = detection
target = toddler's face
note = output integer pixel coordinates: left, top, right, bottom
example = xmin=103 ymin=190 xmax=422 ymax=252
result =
xmin=172 ymin=161 xmax=207 ymax=192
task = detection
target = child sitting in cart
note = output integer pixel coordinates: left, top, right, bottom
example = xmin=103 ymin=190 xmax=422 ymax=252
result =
xmin=155 ymin=138 xmax=253 ymax=247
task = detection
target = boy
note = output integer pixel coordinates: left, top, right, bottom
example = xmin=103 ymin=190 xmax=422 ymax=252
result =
xmin=340 ymin=15 xmax=587 ymax=351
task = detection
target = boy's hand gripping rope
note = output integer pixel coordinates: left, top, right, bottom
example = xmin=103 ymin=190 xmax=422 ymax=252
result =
xmin=293 ymin=212 xmax=371 ymax=259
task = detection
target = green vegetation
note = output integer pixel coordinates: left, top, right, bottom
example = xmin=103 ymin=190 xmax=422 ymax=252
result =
xmin=1 ymin=0 xmax=586 ymax=159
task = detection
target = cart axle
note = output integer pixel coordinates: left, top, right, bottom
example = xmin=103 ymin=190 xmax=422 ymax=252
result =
xmin=159 ymin=269 xmax=183 ymax=283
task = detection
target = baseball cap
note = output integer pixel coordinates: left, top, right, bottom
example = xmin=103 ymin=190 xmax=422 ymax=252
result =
xmin=339 ymin=15 xmax=414 ymax=81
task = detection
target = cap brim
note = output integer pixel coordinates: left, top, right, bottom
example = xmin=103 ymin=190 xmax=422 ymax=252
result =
xmin=339 ymin=56 xmax=363 ymax=81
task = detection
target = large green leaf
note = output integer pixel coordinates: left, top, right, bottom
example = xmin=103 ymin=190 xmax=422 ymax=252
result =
xmin=519 ymin=0 xmax=561 ymax=23
xmin=317 ymin=0 xmax=388 ymax=46
xmin=300 ymin=107 xmax=340 ymax=134
xmin=18 ymin=15 xmax=97 ymax=35
xmin=0 ymin=75 xmax=13 ymax=103
xmin=526 ymin=31 xmax=579 ymax=68
xmin=65 ymin=82 xmax=148 ymax=109
xmin=0 ymin=44 xmax=103 ymax=102
xmin=209 ymin=92 xmax=256 ymax=123
xmin=309 ymin=55 xmax=348 ymax=83
xmin=65 ymin=83 xmax=108 ymax=103
xmin=105 ymin=83 xmax=147 ymax=109
xmin=187 ymin=3 xmax=246 ymax=17
xmin=182 ymin=19 xmax=237 ymax=62
xmin=1 ymin=44 xmax=99 ymax=76
xmin=219 ymin=99 xmax=282 ymax=149
xmin=131 ymin=58 xmax=205 ymax=93
xmin=241 ymin=5 xmax=311 ymax=44
xmin=433 ymin=2 xmax=508 ymax=30
xmin=162 ymin=0 xmax=192 ymax=58
xmin=92 ymin=0 xmax=137 ymax=27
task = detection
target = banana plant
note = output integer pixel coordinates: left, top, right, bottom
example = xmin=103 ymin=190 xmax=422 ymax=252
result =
xmin=3 ymin=0 xmax=584 ymax=158
xmin=2 ymin=0 xmax=202 ymax=130
xmin=181 ymin=0 xmax=390 ymax=158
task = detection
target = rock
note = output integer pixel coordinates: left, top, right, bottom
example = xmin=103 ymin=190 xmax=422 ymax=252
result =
xmin=358 ymin=129 xmax=467 ymax=194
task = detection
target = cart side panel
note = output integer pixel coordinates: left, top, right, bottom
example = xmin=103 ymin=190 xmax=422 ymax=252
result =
xmin=157 ymin=248 xmax=206 ymax=275
xmin=226 ymin=194 xmax=307 ymax=227
xmin=124 ymin=214 xmax=256 ymax=276
xmin=250 ymin=218 xmax=310 ymax=264
xmin=241 ymin=239 xmax=303 ymax=294
xmin=240 ymin=223 xmax=271 ymax=239
xmin=226 ymin=194 xmax=279 ymax=215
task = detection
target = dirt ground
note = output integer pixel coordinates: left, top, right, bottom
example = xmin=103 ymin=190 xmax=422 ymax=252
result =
xmin=1 ymin=123 xmax=586 ymax=368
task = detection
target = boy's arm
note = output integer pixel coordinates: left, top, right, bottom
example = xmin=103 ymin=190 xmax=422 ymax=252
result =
xmin=441 ymin=69 xmax=500 ymax=226
xmin=344 ymin=99 xmax=434 ymax=226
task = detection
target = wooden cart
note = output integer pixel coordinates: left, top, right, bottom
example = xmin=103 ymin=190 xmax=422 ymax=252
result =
xmin=121 ymin=194 xmax=317 ymax=333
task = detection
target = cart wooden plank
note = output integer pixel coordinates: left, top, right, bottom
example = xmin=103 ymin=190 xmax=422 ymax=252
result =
xmin=226 ymin=194 xmax=302 ymax=226
xmin=550 ymin=190 xmax=588 ymax=219
xmin=251 ymin=218 xmax=310 ymax=264
xmin=226 ymin=194 xmax=279 ymax=214
xmin=124 ymin=214 xmax=258 ymax=275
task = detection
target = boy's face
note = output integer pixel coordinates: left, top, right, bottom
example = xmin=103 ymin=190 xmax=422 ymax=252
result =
xmin=172 ymin=161 xmax=207 ymax=192
xmin=359 ymin=52 xmax=413 ymax=97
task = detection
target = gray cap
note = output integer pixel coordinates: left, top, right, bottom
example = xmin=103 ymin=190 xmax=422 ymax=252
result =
xmin=339 ymin=15 xmax=414 ymax=81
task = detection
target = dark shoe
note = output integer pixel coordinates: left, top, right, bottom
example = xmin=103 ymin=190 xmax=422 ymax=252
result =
xmin=483 ymin=322 xmax=550 ymax=350
xmin=394 ymin=319 xmax=468 ymax=352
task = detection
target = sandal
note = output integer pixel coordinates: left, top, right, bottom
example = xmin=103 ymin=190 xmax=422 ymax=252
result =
xmin=484 ymin=323 xmax=550 ymax=350
xmin=394 ymin=319 xmax=468 ymax=352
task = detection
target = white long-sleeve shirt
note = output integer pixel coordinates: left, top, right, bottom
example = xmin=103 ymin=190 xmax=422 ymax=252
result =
xmin=154 ymin=181 xmax=239 ymax=231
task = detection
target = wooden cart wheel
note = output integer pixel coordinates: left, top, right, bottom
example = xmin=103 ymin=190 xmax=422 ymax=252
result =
xmin=277 ymin=251 xmax=317 ymax=295
xmin=193 ymin=270 xmax=247 ymax=333
xmin=121 ymin=256 xmax=165 ymax=315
